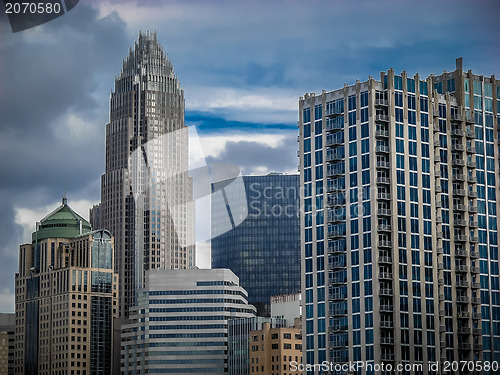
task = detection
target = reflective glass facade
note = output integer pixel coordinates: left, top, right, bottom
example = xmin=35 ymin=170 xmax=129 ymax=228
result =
xmin=299 ymin=59 xmax=500 ymax=374
xmin=212 ymin=174 xmax=301 ymax=316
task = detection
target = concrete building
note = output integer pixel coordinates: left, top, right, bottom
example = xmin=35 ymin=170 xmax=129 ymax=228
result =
xmin=228 ymin=317 xmax=286 ymax=375
xmin=271 ymin=293 xmax=301 ymax=328
xmin=14 ymin=198 xmax=118 ymax=375
xmin=0 ymin=313 xmax=14 ymax=375
xmin=94 ymin=30 xmax=195 ymax=317
xmin=212 ymin=173 xmax=301 ymax=316
xmin=299 ymin=58 xmax=500 ymax=374
xmin=121 ymin=269 xmax=256 ymax=374
xmin=249 ymin=322 xmax=302 ymax=375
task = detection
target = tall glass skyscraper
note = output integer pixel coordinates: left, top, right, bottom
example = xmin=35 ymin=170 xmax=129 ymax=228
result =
xmin=94 ymin=31 xmax=195 ymax=317
xmin=299 ymin=58 xmax=500 ymax=374
xmin=212 ymin=173 xmax=301 ymax=316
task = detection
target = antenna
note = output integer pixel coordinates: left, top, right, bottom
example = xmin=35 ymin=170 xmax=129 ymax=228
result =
xmin=63 ymin=185 xmax=67 ymax=205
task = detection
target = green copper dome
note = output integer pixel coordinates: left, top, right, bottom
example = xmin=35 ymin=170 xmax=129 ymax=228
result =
xmin=32 ymin=197 xmax=92 ymax=242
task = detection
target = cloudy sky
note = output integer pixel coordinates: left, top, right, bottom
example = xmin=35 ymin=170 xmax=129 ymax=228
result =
xmin=0 ymin=0 xmax=498 ymax=311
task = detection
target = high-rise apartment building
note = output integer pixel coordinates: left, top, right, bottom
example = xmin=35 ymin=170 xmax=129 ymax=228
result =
xmin=299 ymin=58 xmax=500 ymax=374
xmin=95 ymin=31 xmax=195 ymax=317
xmin=212 ymin=173 xmax=301 ymax=316
xmin=120 ymin=269 xmax=256 ymax=374
xmin=14 ymin=198 xmax=118 ymax=375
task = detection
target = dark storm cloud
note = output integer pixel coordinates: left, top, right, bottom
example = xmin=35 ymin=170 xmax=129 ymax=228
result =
xmin=206 ymin=132 xmax=298 ymax=175
xmin=0 ymin=3 xmax=130 ymax=309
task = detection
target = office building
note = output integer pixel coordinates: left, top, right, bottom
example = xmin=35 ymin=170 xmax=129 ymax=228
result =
xmin=228 ymin=317 xmax=286 ymax=375
xmin=249 ymin=321 xmax=302 ymax=375
xmin=299 ymin=58 xmax=500 ymax=374
xmin=121 ymin=269 xmax=256 ymax=375
xmin=0 ymin=313 xmax=14 ymax=375
xmin=95 ymin=30 xmax=195 ymax=317
xmin=212 ymin=173 xmax=301 ymax=316
xmin=14 ymin=198 xmax=118 ymax=375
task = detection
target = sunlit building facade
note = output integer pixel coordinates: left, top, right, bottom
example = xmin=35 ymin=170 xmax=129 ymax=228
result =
xmin=14 ymin=199 xmax=118 ymax=375
xmin=96 ymin=31 xmax=195 ymax=317
xmin=298 ymin=58 xmax=500 ymax=374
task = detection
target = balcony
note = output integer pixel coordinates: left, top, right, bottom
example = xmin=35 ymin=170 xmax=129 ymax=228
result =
xmin=436 ymin=216 xmax=442 ymax=223
xmin=378 ymin=240 xmax=392 ymax=248
xmin=466 ymin=116 xmax=475 ymax=124
xmin=438 ymin=279 xmax=444 ymax=286
xmin=326 ymin=153 xmax=344 ymax=163
xmin=376 ymin=145 xmax=390 ymax=153
xmin=379 ymin=272 xmax=393 ymax=280
xmin=455 ymin=234 xmax=468 ymax=242
xmin=471 ymin=282 xmax=480 ymax=289
xmin=381 ymin=337 xmax=395 ymax=345
xmin=330 ymin=292 xmax=348 ymax=301
xmin=452 ymin=158 xmax=466 ymax=167
xmin=453 ymin=189 xmax=466 ymax=196
xmin=456 ymin=265 xmax=469 ymax=273
xmin=453 ymin=204 xmax=466 ymax=211
xmin=328 ymin=245 xmax=346 ymax=254
xmin=458 ymin=327 xmax=471 ymax=335
xmin=434 ymin=154 xmax=441 ymax=162
xmin=377 ymin=208 xmax=391 ymax=216
xmin=375 ymin=129 xmax=389 ymax=138
xmin=436 ymin=247 xmax=443 ymax=255
xmin=381 ymin=353 xmax=395 ymax=361
xmin=454 ymin=219 xmax=467 ymax=226
xmin=471 ymin=266 xmax=480 ymax=274
xmin=376 ymin=160 xmax=390 ymax=169
xmin=473 ymin=312 xmax=481 ymax=320
xmin=451 ymin=129 xmax=464 ymax=136
xmin=452 ymin=174 xmax=466 ymax=182
xmin=380 ymin=288 xmax=393 ymax=296
xmin=326 ymin=119 xmax=344 ymax=132
xmin=466 ymin=130 xmax=474 ymax=138
xmin=378 ymin=224 xmax=392 ymax=232
xmin=472 ymin=297 xmax=481 ymax=305
xmin=451 ymin=143 xmax=465 ymax=152
xmin=327 ymin=168 xmax=345 ymax=178
xmin=437 ymin=263 xmax=444 ymax=270
xmin=328 ymin=230 xmax=346 ymax=239
xmin=439 ymin=325 xmax=446 ymax=333
xmin=435 ymin=185 xmax=442 ymax=193
xmin=377 ymin=192 xmax=391 ymax=200
xmin=375 ymin=98 xmax=388 ymax=107
xmin=433 ymin=139 xmax=440 ymax=147
xmin=470 ymin=236 xmax=479 ymax=243
xmin=330 ymin=324 xmax=348 ymax=332
xmin=467 ymin=160 xmax=477 ymax=168
xmin=330 ymin=308 xmax=348 ymax=316
xmin=473 ymin=328 xmax=482 ymax=335
xmin=456 ymin=296 xmax=470 ymax=303
xmin=451 ymin=113 xmax=463 ymax=122
xmin=459 ymin=343 xmax=471 ymax=350
xmin=376 ymin=114 xmax=389 ymax=122
xmin=379 ymin=256 xmax=392 ymax=264
xmin=467 ymin=145 xmax=476 ymax=153
xmin=455 ymin=249 xmax=467 ymax=257
xmin=380 ymin=304 xmax=393 ymax=312
xmin=468 ymin=175 xmax=477 ymax=183
xmin=458 ymin=312 xmax=470 ymax=319
xmin=468 ymin=190 xmax=477 ymax=198
xmin=380 ymin=321 xmax=394 ymax=329
xmin=330 ymin=277 xmax=347 ymax=286
xmin=434 ymin=169 xmax=441 ymax=178
xmin=470 ymin=252 xmax=479 ymax=259
xmin=325 ymin=106 xmax=343 ymax=117
xmin=469 ymin=206 xmax=478 ymax=214
xmin=456 ymin=280 xmax=469 ymax=288
xmin=377 ymin=176 xmax=390 ymax=185
xmin=474 ymin=344 xmax=483 ymax=351
xmin=326 ymin=137 xmax=344 ymax=147
xmin=469 ymin=221 xmax=478 ymax=228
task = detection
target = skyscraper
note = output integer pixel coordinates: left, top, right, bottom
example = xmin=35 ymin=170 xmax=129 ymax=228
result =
xmin=95 ymin=31 xmax=195 ymax=317
xmin=14 ymin=198 xmax=118 ymax=375
xmin=212 ymin=173 xmax=301 ymax=316
xmin=299 ymin=58 xmax=500 ymax=374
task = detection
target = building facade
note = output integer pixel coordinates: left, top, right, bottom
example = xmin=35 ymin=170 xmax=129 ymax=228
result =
xmin=0 ymin=313 xmax=15 ymax=375
xmin=95 ymin=30 xmax=195 ymax=317
xmin=212 ymin=173 xmax=301 ymax=316
xmin=121 ymin=269 xmax=256 ymax=374
xmin=228 ymin=317 xmax=286 ymax=375
xmin=271 ymin=293 xmax=301 ymax=328
xmin=14 ymin=198 xmax=118 ymax=375
xmin=249 ymin=322 xmax=303 ymax=375
xmin=299 ymin=58 xmax=500 ymax=374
